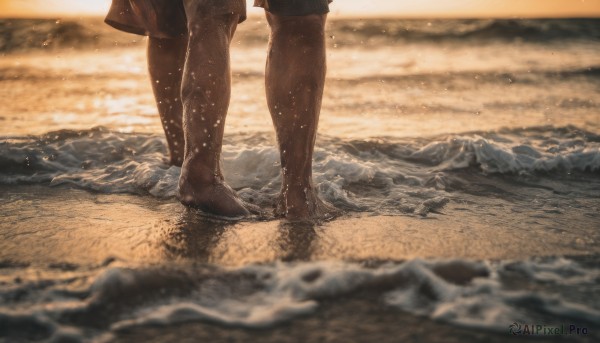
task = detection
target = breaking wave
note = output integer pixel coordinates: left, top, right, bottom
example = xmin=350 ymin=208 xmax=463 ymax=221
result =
xmin=2 ymin=18 xmax=599 ymax=53
xmin=0 ymin=256 xmax=598 ymax=342
xmin=0 ymin=125 xmax=598 ymax=215
xmin=336 ymin=18 xmax=600 ymax=44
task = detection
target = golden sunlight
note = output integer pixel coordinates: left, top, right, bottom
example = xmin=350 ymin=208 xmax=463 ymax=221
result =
xmin=0 ymin=0 xmax=599 ymax=18
xmin=0 ymin=0 xmax=111 ymax=17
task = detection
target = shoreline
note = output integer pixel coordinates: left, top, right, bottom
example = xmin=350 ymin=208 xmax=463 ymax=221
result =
xmin=1 ymin=184 xmax=598 ymax=268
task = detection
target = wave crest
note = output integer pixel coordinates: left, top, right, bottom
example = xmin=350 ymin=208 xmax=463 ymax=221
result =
xmin=1 ymin=126 xmax=598 ymax=214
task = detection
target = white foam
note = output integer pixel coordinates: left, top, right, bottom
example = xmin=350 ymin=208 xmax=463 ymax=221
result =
xmin=112 ymin=298 xmax=317 ymax=331
xmin=1 ymin=126 xmax=598 ymax=215
xmin=104 ymin=258 xmax=600 ymax=332
xmin=1 ymin=257 xmax=599 ymax=341
xmin=410 ymin=133 xmax=600 ymax=174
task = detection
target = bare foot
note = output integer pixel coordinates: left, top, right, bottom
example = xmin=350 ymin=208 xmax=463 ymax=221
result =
xmin=275 ymin=186 xmax=340 ymax=221
xmin=178 ymin=160 xmax=250 ymax=219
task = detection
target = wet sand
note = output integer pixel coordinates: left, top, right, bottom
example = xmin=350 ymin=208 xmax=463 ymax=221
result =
xmin=2 ymin=185 xmax=598 ymax=268
xmin=4 ymin=182 xmax=596 ymax=343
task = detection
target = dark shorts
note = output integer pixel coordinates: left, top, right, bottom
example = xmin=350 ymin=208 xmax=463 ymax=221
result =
xmin=254 ymin=0 xmax=332 ymax=16
xmin=105 ymin=0 xmax=332 ymax=39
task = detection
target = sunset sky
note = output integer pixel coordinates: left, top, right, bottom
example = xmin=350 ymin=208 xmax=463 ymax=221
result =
xmin=0 ymin=0 xmax=599 ymax=18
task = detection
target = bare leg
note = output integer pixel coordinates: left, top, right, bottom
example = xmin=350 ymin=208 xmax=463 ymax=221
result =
xmin=147 ymin=36 xmax=187 ymax=167
xmin=178 ymin=12 xmax=250 ymax=218
xmin=266 ymin=13 xmax=337 ymax=220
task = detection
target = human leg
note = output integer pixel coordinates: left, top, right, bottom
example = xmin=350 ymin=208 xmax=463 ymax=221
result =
xmin=106 ymin=0 xmax=188 ymax=166
xmin=106 ymin=0 xmax=251 ymax=216
xmin=178 ymin=9 xmax=250 ymax=217
xmin=265 ymin=12 xmax=337 ymax=220
xmin=147 ymin=36 xmax=187 ymax=166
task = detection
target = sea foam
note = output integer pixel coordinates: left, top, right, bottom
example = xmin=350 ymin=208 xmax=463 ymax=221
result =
xmin=0 ymin=257 xmax=598 ymax=342
xmin=1 ymin=126 xmax=598 ymax=215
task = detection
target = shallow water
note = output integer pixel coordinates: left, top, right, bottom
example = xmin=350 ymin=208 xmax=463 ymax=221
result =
xmin=0 ymin=17 xmax=599 ymax=342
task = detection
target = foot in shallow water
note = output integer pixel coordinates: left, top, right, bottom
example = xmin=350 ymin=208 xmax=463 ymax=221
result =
xmin=178 ymin=161 xmax=251 ymax=219
xmin=275 ymin=186 xmax=341 ymax=222
xmin=179 ymin=182 xmax=253 ymax=219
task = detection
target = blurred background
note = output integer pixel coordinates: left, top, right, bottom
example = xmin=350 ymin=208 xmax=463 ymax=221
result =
xmin=1 ymin=0 xmax=600 ymax=18
xmin=1 ymin=0 xmax=599 ymax=137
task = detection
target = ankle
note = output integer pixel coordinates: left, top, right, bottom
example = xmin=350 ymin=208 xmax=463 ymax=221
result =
xmin=180 ymin=156 xmax=222 ymax=185
xmin=282 ymin=179 xmax=314 ymax=194
xmin=169 ymin=154 xmax=184 ymax=167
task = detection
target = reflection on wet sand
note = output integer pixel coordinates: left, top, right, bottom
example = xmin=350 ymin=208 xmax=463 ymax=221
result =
xmin=277 ymin=222 xmax=318 ymax=262
xmin=160 ymin=211 xmax=231 ymax=262
xmin=161 ymin=212 xmax=318 ymax=266
xmin=1 ymin=185 xmax=598 ymax=269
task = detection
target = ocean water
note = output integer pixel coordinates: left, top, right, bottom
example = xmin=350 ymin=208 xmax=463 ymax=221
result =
xmin=0 ymin=17 xmax=599 ymax=342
